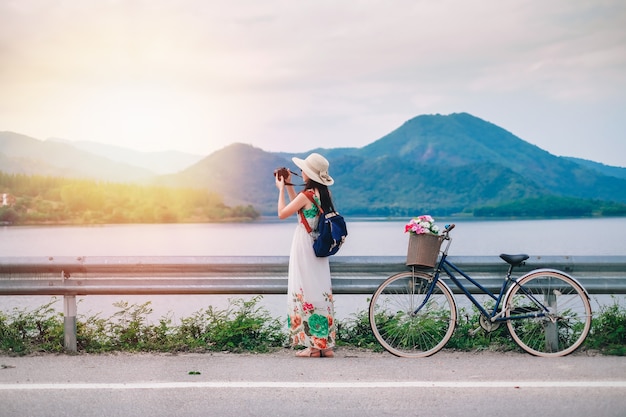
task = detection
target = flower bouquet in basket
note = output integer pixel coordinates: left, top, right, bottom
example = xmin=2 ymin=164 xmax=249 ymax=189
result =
xmin=404 ymin=215 xmax=442 ymax=268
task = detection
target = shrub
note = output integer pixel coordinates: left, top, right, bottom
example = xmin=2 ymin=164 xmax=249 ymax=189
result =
xmin=586 ymin=297 xmax=626 ymax=356
xmin=1 ymin=296 xmax=625 ymax=356
xmin=336 ymin=307 xmax=382 ymax=351
xmin=0 ymin=300 xmax=64 ymax=354
xmin=176 ymin=296 xmax=286 ymax=353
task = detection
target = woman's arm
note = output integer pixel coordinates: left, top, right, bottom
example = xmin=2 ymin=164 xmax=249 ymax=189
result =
xmin=286 ymin=183 xmax=297 ymax=201
xmin=276 ymin=176 xmax=310 ymax=219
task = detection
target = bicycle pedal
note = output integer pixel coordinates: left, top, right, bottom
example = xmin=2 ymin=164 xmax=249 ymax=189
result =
xmin=469 ymin=327 xmax=482 ymax=336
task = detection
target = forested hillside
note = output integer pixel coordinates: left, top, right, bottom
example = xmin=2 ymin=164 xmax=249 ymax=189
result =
xmin=0 ymin=172 xmax=258 ymax=225
xmin=164 ymin=113 xmax=626 ymax=217
xmin=4 ymin=113 xmax=626 ymax=220
xmin=0 ymin=131 xmax=156 ymax=182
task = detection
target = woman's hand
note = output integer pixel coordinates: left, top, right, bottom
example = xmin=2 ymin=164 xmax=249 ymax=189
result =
xmin=275 ymin=169 xmax=293 ymax=190
xmin=275 ymin=175 xmax=285 ymax=190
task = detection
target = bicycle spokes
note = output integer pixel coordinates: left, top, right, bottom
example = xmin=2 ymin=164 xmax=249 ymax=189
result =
xmin=504 ymin=271 xmax=591 ymax=357
xmin=369 ymin=271 xmax=457 ymax=358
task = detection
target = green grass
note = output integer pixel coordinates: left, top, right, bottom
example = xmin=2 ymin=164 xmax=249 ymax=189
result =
xmin=1 ymin=296 xmax=624 ymax=356
xmin=0 ymin=300 xmax=64 ymax=354
xmin=1 ymin=296 xmax=286 ymax=355
xmin=445 ymin=305 xmax=519 ymax=352
xmin=585 ymin=297 xmax=626 ymax=356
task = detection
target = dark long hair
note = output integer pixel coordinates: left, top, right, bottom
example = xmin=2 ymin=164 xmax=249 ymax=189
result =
xmin=304 ymin=179 xmax=335 ymax=213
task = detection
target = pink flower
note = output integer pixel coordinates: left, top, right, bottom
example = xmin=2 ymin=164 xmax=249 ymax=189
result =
xmin=413 ymin=224 xmax=426 ymax=234
xmin=302 ymin=302 xmax=314 ymax=313
xmin=404 ymin=215 xmax=439 ymax=235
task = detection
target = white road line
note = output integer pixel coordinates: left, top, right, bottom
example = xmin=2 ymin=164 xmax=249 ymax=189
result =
xmin=1 ymin=381 xmax=625 ymax=390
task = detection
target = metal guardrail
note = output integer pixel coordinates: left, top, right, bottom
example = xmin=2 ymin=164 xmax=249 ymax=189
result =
xmin=1 ymin=255 xmax=625 ymax=294
xmin=1 ymin=255 xmax=625 ymax=352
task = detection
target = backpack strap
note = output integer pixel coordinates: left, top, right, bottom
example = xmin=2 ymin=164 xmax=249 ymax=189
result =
xmin=302 ymin=190 xmax=324 ymax=214
xmin=298 ymin=210 xmax=312 ymax=233
xmin=298 ymin=190 xmax=322 ymax=234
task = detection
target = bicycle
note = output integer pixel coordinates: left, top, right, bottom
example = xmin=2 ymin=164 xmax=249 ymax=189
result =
xmin=369 ymin=224 xmax=592 ymax=358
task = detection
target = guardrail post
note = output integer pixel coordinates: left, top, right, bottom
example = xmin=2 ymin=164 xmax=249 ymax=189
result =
xmin=63 ymin=295 xmax=77 ymax=353
xmin=544 ymin=292 xmax=558 ymax=352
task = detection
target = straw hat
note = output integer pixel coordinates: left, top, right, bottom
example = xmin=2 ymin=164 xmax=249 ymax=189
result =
xmin=292 ymin=153 xmax=334 ymax=186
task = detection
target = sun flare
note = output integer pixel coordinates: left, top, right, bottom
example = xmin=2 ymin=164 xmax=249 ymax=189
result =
xmin=71 ymin=86 xmax=218 ymax=151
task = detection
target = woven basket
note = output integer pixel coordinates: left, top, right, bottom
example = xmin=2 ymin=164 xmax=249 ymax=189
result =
xmin=406 ymin=233 xmax=443 ymax=268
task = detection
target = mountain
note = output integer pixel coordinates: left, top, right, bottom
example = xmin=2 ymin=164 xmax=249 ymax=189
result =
xmin=4 ymin=113 xmax=626 ymax=218
xmin=562 ymin=156 xmax=626 ymax=180
xmin=47 ymin=138 xmax=204 ymax=175
xmin=159 ymin=143 xmax=290 ymax=209
xmin=0 ymin=132 xmax=155 ymax=182
xmin=162 ymin=113 xmax=626 ymax=216
xmin=356 ymin=113 xmax=626 ymax=202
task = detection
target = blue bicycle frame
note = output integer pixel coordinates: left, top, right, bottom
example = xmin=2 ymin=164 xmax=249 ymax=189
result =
xmin=418 ymin=232 xmax=551 ymax=323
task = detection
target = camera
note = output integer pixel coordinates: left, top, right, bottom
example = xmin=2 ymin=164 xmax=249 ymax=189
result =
xmin=274 ymin=167 xmax=291 ymax=180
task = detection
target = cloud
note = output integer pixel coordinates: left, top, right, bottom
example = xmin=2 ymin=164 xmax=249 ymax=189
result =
xmin=1 ymin=0 xmax=625 ymax=166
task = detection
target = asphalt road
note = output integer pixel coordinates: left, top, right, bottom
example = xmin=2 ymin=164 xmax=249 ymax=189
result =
xmin=1 ymin=349 xmax=625 ymax=417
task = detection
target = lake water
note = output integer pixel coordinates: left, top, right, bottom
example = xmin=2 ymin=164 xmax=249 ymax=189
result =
xmin=1 ymin=217 xmax=625 ymax=321
xmin=3 ymin=217 xmax=626 ymax=257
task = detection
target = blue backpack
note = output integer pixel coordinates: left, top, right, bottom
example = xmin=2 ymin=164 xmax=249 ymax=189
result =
xmin=300 ymin=191 xmax=348 ymax=257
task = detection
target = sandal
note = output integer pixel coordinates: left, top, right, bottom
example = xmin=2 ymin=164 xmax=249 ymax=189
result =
xmin=296 ymin=348 xmax=320 ymax=357
xmin=320 ymin=349 xmax=334 ymax=358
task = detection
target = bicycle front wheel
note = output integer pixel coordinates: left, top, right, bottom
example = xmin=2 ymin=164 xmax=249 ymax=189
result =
xmin=504 ymin=270 xmax=592 ymax=357
xmin=369 ymin=271 xmax=456 ymax=358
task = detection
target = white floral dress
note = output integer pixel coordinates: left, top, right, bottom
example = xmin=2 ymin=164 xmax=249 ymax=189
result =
xmin=287 ymin=195 xmax=336 ymax=349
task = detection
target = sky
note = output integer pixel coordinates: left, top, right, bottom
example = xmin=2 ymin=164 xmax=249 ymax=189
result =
xmin=1 ymin=0 xmax=625 ymax=167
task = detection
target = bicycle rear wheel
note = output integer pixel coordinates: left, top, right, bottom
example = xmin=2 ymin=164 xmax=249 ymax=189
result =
xmin=504 ymin=270 xmax=592 ymax=357
xmin=369 ymin=271 xmax=456 ymax=357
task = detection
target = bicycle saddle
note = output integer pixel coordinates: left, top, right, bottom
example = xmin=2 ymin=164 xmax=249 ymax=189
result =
xmin=500 ymin=254 xmax=529 ymax=266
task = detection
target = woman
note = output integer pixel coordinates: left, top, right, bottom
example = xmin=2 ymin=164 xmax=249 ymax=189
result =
xmin=275 ymin=152 xmax=337 ymax=358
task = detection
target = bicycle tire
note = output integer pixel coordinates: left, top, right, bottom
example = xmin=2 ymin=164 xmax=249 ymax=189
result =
xmin=369 ymin=271 xmax=457 ymax=358
xmin=504 ymin=269 xmax=592 ymax=357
